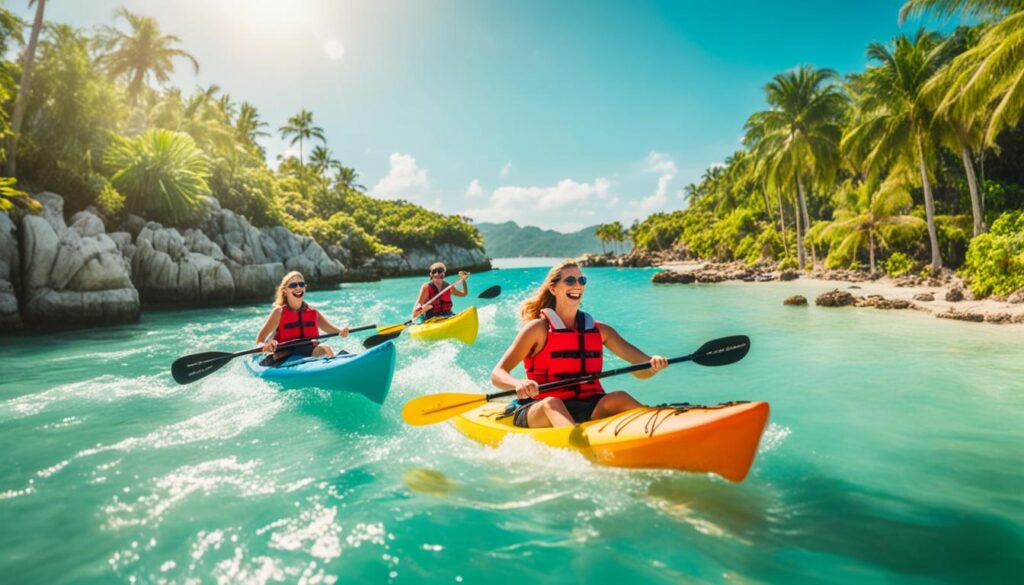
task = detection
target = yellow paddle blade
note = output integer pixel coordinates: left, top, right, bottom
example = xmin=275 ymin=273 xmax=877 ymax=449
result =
xmin=377 ymin=322 xmax=407 ymax=336
xmin=402 ymin=392 xmax=489 ymax=426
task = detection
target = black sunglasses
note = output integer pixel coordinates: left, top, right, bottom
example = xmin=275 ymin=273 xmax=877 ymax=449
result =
xmin=561 ymin=276 xmax=588 ymax=286
xmin=430 ymin=268 xmax=446 ymax=275
xmin=286 ymin=281 xmax=307 ymax=289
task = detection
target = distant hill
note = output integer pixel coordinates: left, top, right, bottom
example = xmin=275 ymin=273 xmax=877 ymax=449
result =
xmin=475 ymin=221 xmax=631 ymax=258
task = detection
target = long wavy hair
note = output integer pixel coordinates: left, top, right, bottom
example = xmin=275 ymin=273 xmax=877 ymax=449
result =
xmin=519 ymin=259 xmax=579 ymax=322
xmin=273 ymin=271 xmax=305 ymax=307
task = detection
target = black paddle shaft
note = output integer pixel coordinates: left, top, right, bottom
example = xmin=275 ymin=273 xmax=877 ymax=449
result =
xmin=482 ymin=335 xmax=751 ymax=401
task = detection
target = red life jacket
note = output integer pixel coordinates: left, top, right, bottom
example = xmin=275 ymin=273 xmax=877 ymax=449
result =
xmin=275 ymin=303 xmax=320 ymax=343
xmin=427 ymin=282 xmax=453 ymax=314
xmin=524 ymin=308 xmax=604 ymax=400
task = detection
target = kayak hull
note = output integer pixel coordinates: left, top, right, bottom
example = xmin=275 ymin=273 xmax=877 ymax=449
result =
xmin=451 ymin=400 xmax=770 ymax=482
xmin=244 ymin=340 xmax=397 ymax=404
xmin=409 ymin=306 xmax=478 ymax=344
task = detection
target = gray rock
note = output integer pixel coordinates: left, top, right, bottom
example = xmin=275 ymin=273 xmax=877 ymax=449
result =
xmin=227 ymin=261 xmax=283 ymax=301
xmin=129 ymin=225 xmax=234 ymax=304
xmin=651 ymin=271 xmax=696 ymax=284
xmin=945 ymin=287 xmax=965 ymax=302
xmin=815 ymin=289 xmax=855 ymax=307
xmin=375 ymin=244 xmax=489 ymax=277
xmin=0 ymin=212 xmax=21 ymax=330
xmin=17 ymin=193 xmax=139 ymax=330
xmin=913 ymin=293 xmax=935 ymax=302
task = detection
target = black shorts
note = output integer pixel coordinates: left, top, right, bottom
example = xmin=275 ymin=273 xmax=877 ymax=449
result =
xmin=421 ymin=310 xmax=455 ymax=322
xmin=260 ymin=341 xmax=316 ymax=367
xmin=508 ymin=394 xmax=604 ymax=428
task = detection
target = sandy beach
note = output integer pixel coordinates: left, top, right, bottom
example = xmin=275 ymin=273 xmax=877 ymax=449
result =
xmin=657 ymin=261 xmax=1024 ymax=326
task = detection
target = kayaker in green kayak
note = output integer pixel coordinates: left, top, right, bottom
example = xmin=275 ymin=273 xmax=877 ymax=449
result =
xmin=411 ymin=262 xmax=469 ymax=321
xmin=256 ymin=271 xmax=350 ymax=365
xmin=491 ymin=259 xmax=667 ymax=428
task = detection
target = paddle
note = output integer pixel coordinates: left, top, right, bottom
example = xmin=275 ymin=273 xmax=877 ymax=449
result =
xmin=401 ymin=335 xmax=751 ymax=426
xmin=363 ymin=283 xmax=502 ymax=349
xmin=171 ymin=324 xmax=377 ymax=385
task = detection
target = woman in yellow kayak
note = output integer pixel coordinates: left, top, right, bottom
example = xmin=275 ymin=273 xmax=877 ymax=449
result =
xmin=491 ymin=259 xmax=667 ymax=428
xmin=411 ymin=262 xmax=469 ymax=320
xmin=256 ymin=271 xmax=349 ymax=365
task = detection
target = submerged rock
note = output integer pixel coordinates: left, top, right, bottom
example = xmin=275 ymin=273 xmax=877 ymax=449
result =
xmin=783 ymin=295 xmax=807 ymax=306
xmin=651 ymin=271 xmax=696 ymax=284
xmin=815 ymin=289 xmax=855 ymax=307
xmin=936 ymin=308 xmax=984 ymax=322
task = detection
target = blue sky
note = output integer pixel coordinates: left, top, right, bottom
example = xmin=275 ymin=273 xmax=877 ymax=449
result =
xmin=16 ymin=0 xmax=955 ymax=231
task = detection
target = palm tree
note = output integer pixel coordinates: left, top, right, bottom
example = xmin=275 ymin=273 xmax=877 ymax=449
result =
xmin=309 ymin=145 xmax=340 ymax=178
xmin=925 ymin=26 xmax=989 ymax=236
xmin=5 ymin=0 xmax=47 ymax=176
xmin=333 ymin=164 xmax=365 ymax=191
xmin=234 ymin=102 xmax=269 ymax=151
xmin=278 ymin=109 xmax=325 ymax=165
xmin=97 ymin=7 xmax=199 ymax=103
xmin=900 ymin=1 xmax=1024 ymax=146
xmin=818 ymin=177 xmax=926 ymax=273
xmin=104 ymin=128 xmax=210 ymax=225
xmin=595 ymin=223 xmax=610 ymax=254
xmin=744 ymin=65 xmax=846 ymax=269
xmin=842 ymin=31 xmax=947 ymax=271
xmin=609 ymin=220 xmax=626 ymax=254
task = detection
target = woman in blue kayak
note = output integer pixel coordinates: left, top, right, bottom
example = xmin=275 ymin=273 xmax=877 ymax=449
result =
xmin=256 ymin=271 xmax=349 ymax=365
xmin=490 ymin=259 xmax=667 ymax=428
xmin=411 ymin=262 xmax=470 ymax=320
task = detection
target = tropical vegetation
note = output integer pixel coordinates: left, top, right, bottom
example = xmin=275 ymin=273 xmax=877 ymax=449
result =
xmin=0 ymin=3 xmax=482 ymax=265
xmin=613 ymin=0 xmax=1024 ymax=297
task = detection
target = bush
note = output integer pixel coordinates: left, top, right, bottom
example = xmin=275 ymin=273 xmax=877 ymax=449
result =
xmin=884 ymin=252 xmax=915 ymax=276
xmin=778 ymin=256 xmax=798 ymax=270
xmin=95 ymin=179 xmax=126 ymax=219
xmin=961 ymin=211 xmax=1024 ymax=297
xmin=104 ymin=129 xmax=210 ymax=226
xmin=297 ymin=212 xmax=399 ymax=266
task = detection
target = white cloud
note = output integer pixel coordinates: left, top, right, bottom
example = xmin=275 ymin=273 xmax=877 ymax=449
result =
xmin=499 ymin=162 xmax=512 ymax=178
xmin=371 ymin=153 xmax=430 ymax=201
xmin=465 ymin=179 xmax=484 ymax=198
xmin=323 ymin=39 xmax=345 ymax=61
xmin=634 ymin=150 xmax=678 ymax=212
xmin=464 ymin=177 xmax=613 ymax=231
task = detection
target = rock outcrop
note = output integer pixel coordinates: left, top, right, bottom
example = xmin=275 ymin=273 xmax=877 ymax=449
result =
xmin=936 ymin=308 xmax=984 ymax=323
xmin=375 ymin=244 xmax=490 ymax=277
xmin=128 ymin=222 xmax=235 ymax=304
xmin=815 ymin=289 xmax=856 ymax=307
xmin=0 ymin=212 xmax=21 ymax=330
xmin=652 ymin=270 xmax=696 ymax=284
xmin=784 ymin=295 xmax=807 ymax=306
xmin=18 ymin=193 xmax=139 ymax=330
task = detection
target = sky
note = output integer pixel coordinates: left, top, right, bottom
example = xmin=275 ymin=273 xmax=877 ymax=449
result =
xmin=15 ymin=0 xmax=957 ymax=231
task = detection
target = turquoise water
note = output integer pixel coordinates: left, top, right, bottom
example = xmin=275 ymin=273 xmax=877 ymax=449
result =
xmin=2 ymin=266 xmax=1022 ymax=584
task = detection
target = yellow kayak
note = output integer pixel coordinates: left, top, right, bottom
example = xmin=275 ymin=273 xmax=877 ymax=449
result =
xmin=451 ymin=400 xmax=770 ymax=482
xmin=409 ymin=306 xmax=479 ymax=344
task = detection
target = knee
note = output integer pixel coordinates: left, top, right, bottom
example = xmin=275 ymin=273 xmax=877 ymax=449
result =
xmin=538 ymin=397 xmax=564 ymax=412
xmin=604 ymin=391 xmax=637 ymax=406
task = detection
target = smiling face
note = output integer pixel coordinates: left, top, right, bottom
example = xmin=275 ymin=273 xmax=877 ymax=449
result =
xmin=284 ymin=274 xmax=306 ymax=304
xmin=429 ymin=266 xmax=446 ymax=284
xmin=549 ymin=266 xmax=586 ymax=308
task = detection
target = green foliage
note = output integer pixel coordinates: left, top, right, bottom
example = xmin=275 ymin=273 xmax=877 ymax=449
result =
xmin=884 ymin=252 xmax=916 ymax=276
xmin=94 ymin=177 xmax=126 ymax=218
xmin=779 ymin=256 xmax=799 ymax=270
xmin=962 ymin=211 xmax=1024 ymax=297
xmin=0 ymin=176 xmax=40 ymax=213
xmin=104 ymin=129 xmax=210 ymax=225
xmin=296 ymin=213 xmax=397 ymax=266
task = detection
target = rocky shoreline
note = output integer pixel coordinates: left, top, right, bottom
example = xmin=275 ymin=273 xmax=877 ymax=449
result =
xmin=1 ymin=192 xmax=490 ymax=334
xmin=651 ymin=260 xmax=1024 ymax=326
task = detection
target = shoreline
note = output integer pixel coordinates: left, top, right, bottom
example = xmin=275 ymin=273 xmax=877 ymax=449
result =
xmin=657 ymin=261 xmax=1024 ymax=327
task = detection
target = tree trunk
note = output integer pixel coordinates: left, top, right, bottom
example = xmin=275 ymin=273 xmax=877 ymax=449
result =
xmin=869 ymin=231 xmax=876 ymax=274
xmin=959 ymin=136 xmax=985 ymax=236
xmin=795 ymin=177 xmax=808 ymax=269
xmin=916 ymin=134 xmax=943 ymax=271
xmin=5 ymin=0 xmax=47 ymax=177
xmin=777 ymin=191 xmax=789 ymax=256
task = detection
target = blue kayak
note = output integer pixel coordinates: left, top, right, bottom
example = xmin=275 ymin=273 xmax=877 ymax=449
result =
xmin=244 ymin=340 xmax=397 ymax=404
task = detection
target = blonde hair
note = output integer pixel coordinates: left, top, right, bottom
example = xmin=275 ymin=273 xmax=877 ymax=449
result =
xmin=429 ymin=261 xmax=446 ymax=274
xmin=519 ymin=259 xmax=579 ymax=322
xmin=273 ymin=271 xmax=305 ymax=307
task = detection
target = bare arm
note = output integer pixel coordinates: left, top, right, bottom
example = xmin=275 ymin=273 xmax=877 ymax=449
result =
xmin=411 ymin=284 xmax=431 ymax=318
xmin=598 ymin=322 xmax=667 ymax=379
xmin=491 ymin=320 xmax=546 ymax=397
xmin=256 ymin=307 xmax=283 ymax=351
xmin=451 ymin=271 xmax=469 ymax=297
xmin=318 ymin=313 xmax=349 ymax=337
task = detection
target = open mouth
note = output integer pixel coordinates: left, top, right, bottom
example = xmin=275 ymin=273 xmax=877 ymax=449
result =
xmin=567 ymin=291 xmax=583 ymax=300
xmin=292 ymin=289 xmax=305 ymax=298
